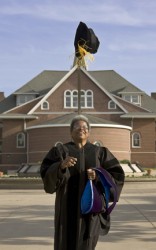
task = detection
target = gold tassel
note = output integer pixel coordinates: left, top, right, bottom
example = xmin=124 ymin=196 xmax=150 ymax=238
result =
xmin=76 ymin=44 xmax=94 ymax=68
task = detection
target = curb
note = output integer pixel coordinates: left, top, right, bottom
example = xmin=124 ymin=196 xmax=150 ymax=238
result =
xmin=0 ymin=178 xmax=44 ymax=189
xmin=0 ymin=176 xmax=156 ymax=189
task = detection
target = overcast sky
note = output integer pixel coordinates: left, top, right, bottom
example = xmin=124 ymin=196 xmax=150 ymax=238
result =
xmin=0 ymin=0 xmax=156 ymax=97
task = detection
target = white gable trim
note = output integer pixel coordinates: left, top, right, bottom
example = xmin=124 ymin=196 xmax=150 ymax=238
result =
xmin=81 ymin=67 xmax=128 ymax=113
xmin=28 ymin=65 xmax=78 ymax=114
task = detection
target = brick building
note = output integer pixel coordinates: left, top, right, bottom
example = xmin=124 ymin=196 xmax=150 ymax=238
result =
xmin=0 ymin=65 xmax=156 ymax=172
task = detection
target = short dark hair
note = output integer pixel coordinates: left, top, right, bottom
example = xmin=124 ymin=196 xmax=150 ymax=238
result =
xmin=70 ymin=115 xmax=91 ymax=132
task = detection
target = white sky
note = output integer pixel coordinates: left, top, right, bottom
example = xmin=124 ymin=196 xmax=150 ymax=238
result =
xmin=0 ymin=0 xmax=156 ymax=97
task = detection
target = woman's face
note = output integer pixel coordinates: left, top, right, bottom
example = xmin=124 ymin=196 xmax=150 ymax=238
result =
xmin=71 ymin=120 xmax=90 ymax=143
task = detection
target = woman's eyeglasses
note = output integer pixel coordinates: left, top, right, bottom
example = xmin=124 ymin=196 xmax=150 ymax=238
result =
xmin=73 ymin=125 xmax=89 ymax=131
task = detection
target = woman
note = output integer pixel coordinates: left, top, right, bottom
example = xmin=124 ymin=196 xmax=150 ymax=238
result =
xmin=40 ymin=115 xmax=125 ymax=250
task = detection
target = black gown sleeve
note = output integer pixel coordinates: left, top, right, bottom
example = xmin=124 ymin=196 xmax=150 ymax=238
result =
xmin=40 ymin=146 xmax=70 ymax=194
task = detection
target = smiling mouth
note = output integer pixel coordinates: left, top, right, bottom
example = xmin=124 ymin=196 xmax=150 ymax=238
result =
xmin=77 ymin=131 xmax=85 ymax=135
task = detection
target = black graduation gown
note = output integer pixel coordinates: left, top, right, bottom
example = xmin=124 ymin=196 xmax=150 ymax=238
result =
xmin=40 ymin=142 xmax=125 ymax=250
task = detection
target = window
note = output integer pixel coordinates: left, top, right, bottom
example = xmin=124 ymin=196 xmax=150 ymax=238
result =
xmin=64 ymin=89 xmax=93 ymax=108
xmin=132 ymin=132 xmax=141 ymax=148
xmin=0 ymin=139 xmax=2 ymax=153
xmin=41 ymin=101 xmax=49 ymax=110
xmin=123 ymin=94 xmax=141 ymax=105
xmin=72 ymin=91 xmax=78 ymax=107
xmin=86 ymin=90 xmax=93 ymax=108
xmin=55 ymin=141 xmax=63 ymax=147
xmin=16 ymin=132 xmax=25 ymax=148
xmin=16 ymin=94 xmax=36 ymax=106
xmin=65 ymin=91 xmax=71 ymax=107
xmin=108 ymin=100 xmax=116 ymax=109
xmin=80 ymin=90 xmax=85 ymax=107
xmin=93 ymin=141 xmax=103 ymax=146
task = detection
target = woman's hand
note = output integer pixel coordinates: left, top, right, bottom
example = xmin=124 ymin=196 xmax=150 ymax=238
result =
xmin=60 ymin=156 xmax=77 ymax=169
xmin=87 ymin=169 xmax=96 ymax=180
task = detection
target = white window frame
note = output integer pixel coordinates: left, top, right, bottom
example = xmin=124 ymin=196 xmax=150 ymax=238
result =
xmin=16 ymin=132 xmax=25 ymax=148
xmin=41 ymin=101 xmax=49 ymax=110
xmin=93 ymin=140 xmax=103 ymax=146
xmin=123 ymin=94 xmax=141 ymax=105
xmin=132 ymin=132 xmax=141 ymax=148
xmin=64 ymin=89 xmax=93 ymax=108
xmin=72 ymin=90 xmax=78 ymax=108
xmin=55 ymin=141 xmax=63 ymax=147
xmin=108 ymin=100 xmax=116 ymax=109
xmin=86 ymin=90 xmax=93 ymax=108
xmin=16 ymin=94 xmax=36 ymax=106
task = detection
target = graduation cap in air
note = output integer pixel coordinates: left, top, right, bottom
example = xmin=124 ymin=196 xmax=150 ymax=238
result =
xmin=74 ymin=21 xmax=100 ymax=60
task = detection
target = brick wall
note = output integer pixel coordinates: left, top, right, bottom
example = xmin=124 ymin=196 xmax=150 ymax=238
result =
xmin=27 ymin=126 xmax=131 ymax=163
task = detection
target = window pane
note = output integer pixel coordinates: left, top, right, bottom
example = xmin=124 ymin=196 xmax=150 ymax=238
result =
xmin=73 ymin=97 xmax=78 ymax=107
xmin=42 ymin=102 xmax=49 ymax=109
xmin=109 ymin=101 xmax=116 ymax=109
xmin=66 ymin=91 xmax=71 ymax=95
xmin=17 ymin=133 xmax=25 ymax=148
xmin=73 ymin=91 xmax=78 ymax=96
xmin=93 ymin=141 xmax=103 ymax=146
xmin=87 ymin=97 xmax=92 ymax=107
xmin=66 ymin=97 xmax=71 ymax=107
xmin=132 ymin=95 xmax=139 ymax=103
xmin=124 ymin=95 xmax=131 ymax=102
xmin=81 ymin=96 xmax=85 ymax=107
xmin=0 ymin=140 xmax=2 ymax=153
xmin=87 ymin=91 xmax=92 ymax=95
xmin=133 ymin=133 xmax=140 ymax=147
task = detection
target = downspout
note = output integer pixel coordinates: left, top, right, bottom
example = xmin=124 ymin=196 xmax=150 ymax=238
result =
xmin=130 ymin=117 xmax=134 ymax=163
xmin=23 ymin=119 xmax=29 ymax=164
xmin=26 ymin=132 xmax=29 ymax=164
xmin=155 ymin=119 xmax=156 ymax=168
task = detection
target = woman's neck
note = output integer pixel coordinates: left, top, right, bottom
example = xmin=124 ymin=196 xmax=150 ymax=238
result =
xmin=74 ymin=140 xmax=87 ymax=149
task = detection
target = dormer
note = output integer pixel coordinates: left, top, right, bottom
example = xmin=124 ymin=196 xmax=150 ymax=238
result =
xmin=14 ymin=92 xmax=39 ymax=106
xmin=122 ymin=93 xmax=141 ymax=106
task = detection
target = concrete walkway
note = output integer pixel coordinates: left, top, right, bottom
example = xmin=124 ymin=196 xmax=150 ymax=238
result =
xmin=0 ymin=182 xmax=156 ymax=250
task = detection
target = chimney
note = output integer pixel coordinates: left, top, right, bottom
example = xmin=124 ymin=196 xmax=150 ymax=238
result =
xmin=0 ymin=92 xmax=5 ymax=102
xmin=151 ymin=92 xmax=156 ymax=100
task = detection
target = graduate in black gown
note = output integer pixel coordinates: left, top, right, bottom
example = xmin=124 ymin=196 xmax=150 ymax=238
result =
xmin=40 ymin=115 xmax=125 ymax=250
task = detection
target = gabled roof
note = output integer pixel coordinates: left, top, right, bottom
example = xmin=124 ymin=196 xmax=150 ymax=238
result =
xmin=28 ymin=66 xmax=79 ymax=114
xmin=1 ymin=67 xmax=156 ymax=114
xmin=14 ymin=70 xmax=67 ymax=95
xmin=89 ymin=70 xmax=143 ymax=94
xmin=0 ymin=70 xmax=67 ymax=113
xmin=0 ymin=94 xmax=16 ymax=113
xmin=28 ymin=66 xmax=127 ymax=114
xmin=89 ymin=70 xmax=156 ymax=112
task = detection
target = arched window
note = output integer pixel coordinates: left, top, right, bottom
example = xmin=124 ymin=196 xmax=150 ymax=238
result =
xmin=108 ymin=100 xmax=116 ymax=109
xmin=93 ymin=140 xmax=103 ymax=147
xmin=132 ymin=132 xmax=141 ymax=148
xmin=86 ymin=90 xmax=93 ymax=108
xmin=80 ymin=90 xmax=85 ymax=107
xmin=64 ymin=89 xmax=93 ymax=108
xmin=41 ymin=101 xmax=49 ymax=110
xmin=72 ymin=90 xmax=78 ymax=107
xmin=16 ymin=132 xmax=25 ymax=148
xmin=64 ymin=90 xmax=71 ymax=107
xmin=55 ymin=141 xmax=63 ymax=147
